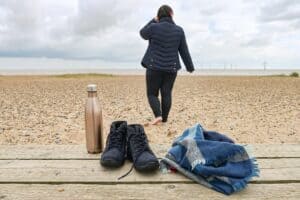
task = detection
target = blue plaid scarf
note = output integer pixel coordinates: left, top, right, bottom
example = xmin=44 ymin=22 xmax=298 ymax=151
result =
xmin=161 ymin=123 xmax=259 ymax=195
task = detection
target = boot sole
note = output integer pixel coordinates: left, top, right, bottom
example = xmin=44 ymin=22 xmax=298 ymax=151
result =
xmin=135 ymin=161 xmax=159 ymax=172
xmin=100 ymin=159 xmax=124 ymax=168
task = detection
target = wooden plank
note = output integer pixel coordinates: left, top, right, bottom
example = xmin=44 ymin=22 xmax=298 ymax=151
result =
xmin=0 ymin=183 xmax=299 ymax=200
xmin=0 ymin=145 xmax=99 ymax=160
xmin=250 ymin=144 xmax=300 ymax=158
xmin=0 ymin=159 xmax=299 ymax=183
xmin=0 ymin=144 xmax=299 ymax=160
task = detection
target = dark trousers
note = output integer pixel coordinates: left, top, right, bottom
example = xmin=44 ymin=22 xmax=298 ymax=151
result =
xmin=146 ymin=69 xmax=177 ymax=122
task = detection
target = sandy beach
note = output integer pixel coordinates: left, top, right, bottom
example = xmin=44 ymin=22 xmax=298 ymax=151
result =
xmin=0 ymin=74 xmax=299 ymax=145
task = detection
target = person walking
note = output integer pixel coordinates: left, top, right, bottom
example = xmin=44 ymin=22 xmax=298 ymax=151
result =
xmin=140 ymin=5 xmax=195 ymax=125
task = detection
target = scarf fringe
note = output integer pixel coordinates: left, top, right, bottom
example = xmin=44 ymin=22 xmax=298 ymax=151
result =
xmin=206 ymin=144 xmax=260 ymax=193
xmin=244 ymin=144 xmax=260 ymax=179
xmin=231 ymin=157 xmax=260 ymax=192
xmin=225 ymin=145 xmax=260 ymax=192
xmin=228 ymin=145 xmax=259 ymax=192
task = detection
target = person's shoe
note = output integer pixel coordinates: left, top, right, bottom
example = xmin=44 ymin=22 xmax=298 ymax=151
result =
xmin=100 ymin=121 xmax=127 ymax=167
xmin=126 ymin=124 xmax=159 ymax=172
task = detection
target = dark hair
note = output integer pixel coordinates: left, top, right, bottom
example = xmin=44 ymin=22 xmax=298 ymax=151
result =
xmin=157 ymin=5 xmax=173 ymax=20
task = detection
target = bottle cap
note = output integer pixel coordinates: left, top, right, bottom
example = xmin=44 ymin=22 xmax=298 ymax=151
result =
xmin=87 ymin=84 xmax=97 ymax=92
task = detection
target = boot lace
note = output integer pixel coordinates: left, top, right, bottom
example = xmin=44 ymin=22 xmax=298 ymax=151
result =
xmin=118 ymin=132 xmax=148 ymax=180
xmin=130 ymin=133 xmax=148 ymax=161
xmin=107 ymin=128 xmax=124 ymax=150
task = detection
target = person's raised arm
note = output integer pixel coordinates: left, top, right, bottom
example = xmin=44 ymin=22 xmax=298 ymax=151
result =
xmin=179 ymin=30 xmax=194 ymax=72
xmin=140 ymin=18 xmax=157 ymax=40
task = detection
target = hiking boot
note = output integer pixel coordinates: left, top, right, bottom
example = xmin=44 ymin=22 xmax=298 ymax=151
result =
xmin=127 ymin=124 xmax=159 ymax=172
xmin=100 ymin=121 xmax=127 ymax=167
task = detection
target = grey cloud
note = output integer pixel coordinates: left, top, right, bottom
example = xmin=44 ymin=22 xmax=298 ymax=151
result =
xmin=70 ymin=0 xmax=141 ymax=36
xmin=0 ymin=1 xmax=50 ymax=52
xmin=260 ymin=9 xmax=300 ymax=22
xmin=259 ymin=0 xmax=300 ymax=22
xmin=178 ymin=0 xmax=226 ymax=17
xmin=240 ymin=37 xmax=271 ymax=48
xmin=199 ymin=2 xmax=228 ymax=16
xmin=293 ymin=19 xmax=300 ymax=29
xmin=0 ymin=0 xmax=299 ymax=69
xmin=0 ymin=0 xmax=143 ymax=60
xmin=0 ymin=1 xmax=41 ymax=32
xmin=71 ymin=1 xmax=119 ymax=36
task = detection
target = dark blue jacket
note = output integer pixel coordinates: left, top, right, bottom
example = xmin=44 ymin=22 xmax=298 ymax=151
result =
xmin=140 ymin=17 xmax=195 ymax=73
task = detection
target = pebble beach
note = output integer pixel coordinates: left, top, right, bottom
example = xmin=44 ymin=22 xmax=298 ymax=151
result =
xmin=0 ymin=74 xmax=299 ymax=145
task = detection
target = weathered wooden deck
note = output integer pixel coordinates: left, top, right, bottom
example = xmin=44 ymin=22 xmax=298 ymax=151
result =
xmin=0 ymin=144 xmax=299 ymax=199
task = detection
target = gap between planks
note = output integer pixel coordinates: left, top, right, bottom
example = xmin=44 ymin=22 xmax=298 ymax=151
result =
xmin=0 ymin=144 xmax=299 ymax=160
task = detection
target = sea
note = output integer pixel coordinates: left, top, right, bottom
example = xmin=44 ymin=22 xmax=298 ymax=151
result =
xmin=0 ymin=68 xmax=299 ymax=76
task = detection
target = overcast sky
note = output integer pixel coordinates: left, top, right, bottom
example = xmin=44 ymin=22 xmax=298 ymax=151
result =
xmin=0 ymin=0 xmax=299 ymax=70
